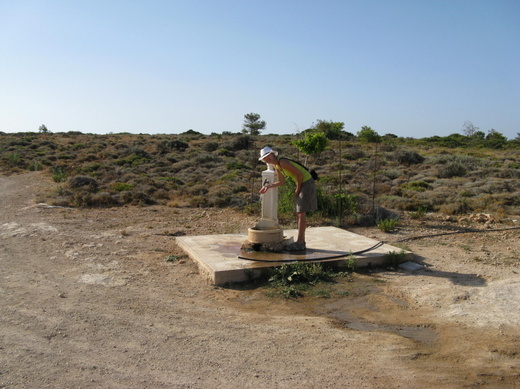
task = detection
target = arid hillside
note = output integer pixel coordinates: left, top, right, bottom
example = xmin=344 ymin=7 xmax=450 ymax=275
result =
xmin=1 ymin=131 xmax=518 ymax=228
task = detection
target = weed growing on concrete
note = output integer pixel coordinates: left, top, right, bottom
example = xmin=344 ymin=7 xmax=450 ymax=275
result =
xmin=344 ymin=254 xmax=358 ymax=271
xmin=383 ymin=250 xmax=407 ymax=267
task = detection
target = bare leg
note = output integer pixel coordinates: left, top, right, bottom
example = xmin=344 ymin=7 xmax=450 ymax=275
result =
xmin=296 ymin=212 xmax=306 ymax=244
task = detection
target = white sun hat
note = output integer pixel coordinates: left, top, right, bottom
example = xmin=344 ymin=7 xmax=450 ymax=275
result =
xmin=259 ymin=146 xmax=278 ymax=161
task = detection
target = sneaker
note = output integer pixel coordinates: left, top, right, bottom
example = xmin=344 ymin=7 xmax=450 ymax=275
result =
xmin=285 ymin=242 xmax=306 ymax=251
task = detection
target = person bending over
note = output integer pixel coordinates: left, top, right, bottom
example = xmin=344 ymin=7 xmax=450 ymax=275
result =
xmin=258 ymin=147 xmax=317 ymax=251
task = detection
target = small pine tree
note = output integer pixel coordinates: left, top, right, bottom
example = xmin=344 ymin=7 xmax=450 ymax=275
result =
xmin=242 ymin=113 xmax=266 ymax=136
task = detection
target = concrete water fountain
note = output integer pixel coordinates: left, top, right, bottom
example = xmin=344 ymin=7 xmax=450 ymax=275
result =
xmin=176 ymin=152 xmax=414 ymax=285
xmin=241 ymin=163 xmax=293 ymax=252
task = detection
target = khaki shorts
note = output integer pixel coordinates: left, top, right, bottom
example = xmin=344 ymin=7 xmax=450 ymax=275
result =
xmin=295 ymin=179 xmax=318 ymax=213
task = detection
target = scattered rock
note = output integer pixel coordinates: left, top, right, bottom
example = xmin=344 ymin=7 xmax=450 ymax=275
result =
xmin=459 ymin=213 xmax=495 ymax=224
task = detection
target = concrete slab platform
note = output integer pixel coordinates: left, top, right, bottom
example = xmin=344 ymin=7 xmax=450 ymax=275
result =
xmin=176 ymin=226 xmax=413 ymax=285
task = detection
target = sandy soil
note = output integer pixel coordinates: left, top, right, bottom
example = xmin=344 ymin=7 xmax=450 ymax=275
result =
xmin=1 ymin=172 xmax=519 ymax=389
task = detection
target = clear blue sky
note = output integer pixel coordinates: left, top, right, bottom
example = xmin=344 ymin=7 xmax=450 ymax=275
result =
xmin=1 ymin=0 xmax=519 ymax=139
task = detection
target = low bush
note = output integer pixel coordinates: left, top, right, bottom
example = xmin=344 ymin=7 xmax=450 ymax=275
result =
xmin=383 ymin=250 xmax=408 ymax=267
xmin=393 ymin=149 xmax=425 ymax=165
xmin=376 ymin=218 xmax=399 ymax=232
xmin=7 ymin=152 xmax=23 ymax=167
xmin=112 ymin=182 xmax=135 ymax=192
xmin=68 ymin=176 xmax=98 ymax=192
xmin=317 ymin=190 xmax=358 ymax=219
xmin=438 ymin=199 xmax=472 ymax=215
xmin=438 ymin=162 xmax=467 ymax=178
xmin=204 ymin=142 xmax=219 ymax=152
xmin=409 ymin=205 xmax=428 ymax=219
xmin=207 ymin=185 xmax=234 ymax=207
xmin=400 ymin=181 xmax=431 ymax=192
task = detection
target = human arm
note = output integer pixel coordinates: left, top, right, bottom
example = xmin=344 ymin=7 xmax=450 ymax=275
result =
xmin=258 ymin=168 xmax=286 ymax=194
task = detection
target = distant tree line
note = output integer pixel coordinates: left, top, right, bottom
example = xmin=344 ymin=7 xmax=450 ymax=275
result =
xmin=32 ymin=117 xmax=518 ymax=150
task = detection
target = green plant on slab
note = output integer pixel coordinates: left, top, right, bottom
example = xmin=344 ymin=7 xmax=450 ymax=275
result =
xmin=383 ymin=250 xmax=408 ymax=267
xmin=344 ymin=254 xmax=358 ymax=271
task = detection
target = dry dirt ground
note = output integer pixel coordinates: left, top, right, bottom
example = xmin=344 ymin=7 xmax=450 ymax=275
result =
xmin=1 ymin=172 xmax=519 ymax=389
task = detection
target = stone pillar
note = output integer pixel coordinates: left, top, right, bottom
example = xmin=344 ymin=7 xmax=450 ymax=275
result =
xmin=243 ymin=163 xmax=292 ymax=252
xmin=256 ymin=164 xmax=278 ymax=229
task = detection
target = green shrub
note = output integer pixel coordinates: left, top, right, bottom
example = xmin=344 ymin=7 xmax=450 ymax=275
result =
xmin=189 ymin=195 xmax=208 ymax=207
xmin=409 ymin=205 xmax=428 ymax=219
xmin=57 ymin=154 xmax=75 ymax=160
xmin=152 ymin=189 xmax=171 ymax=200
xmin=123 ymin=146 xmax=150 ymax=159
xmin=71 ymin=191 xmax=94 ymax=207
xmin=91 ymin=192 xmax=118 ymax=206
xmin=400 ymin=181 xmax=431 ymax=192
xmin=157 ymin=139 xmax=189 ymax=153
xmin=218 ymin=171 xmax=241 ymax=183
xmin=383 ymin=250 xmax=408 ymax=267
xmin=207 ymin=185 xmax=233 ymax=207
xmin=113 ymin=182 xmax=135 ymax=192
xmin=115 ymin=154 xmax=149 ymax=167
xmin=344 ymin=254 xmax=358 ymax=271
xmin=72 ymin=143 xmax=87 ymax=150
xmin=383 ymin=169 xmax=402 ymax=180
xmin=438 ymin=162 xmax=467 ymax=178
xmin=28 ymin=161 xmax=43 ymax=171
xmin=342 ymin=149 xmax=365 ymax=160
xmin=188 ymin=184 xmax=208 ymax=196
xmin=171 ymin=160 xmax=192 ymax=173
xmin=317 ymin=190 xmax=358 ymax=218
xmin=204 ymin=142 xmax=219 ymax=152
xmin=267 ymin=262 xmax=352 ymax=298
xmin=118 ymin=190 xmax=156 ymax=206
xmin=7 ymin=152 xmax=23 ymax=167
xmin=269 ymin=262 xmax=329 ymax=285
xmin=158 ymin=176 xmax=184 ymax=186
xmin=377 ymin=218 xmax=399 ymax=232
xmin=277 ymin=179 xmax=297 ymax=216
xmin=69 ymin=176 xmax=99 ymax=192
xmin=230 ymin=135 xmax=254 ymax=151
xmin=393 ymin=149 xmax=425 ymax=165
xmin=217 ymin=148 xmax=235 ymax=157
xmin=195 ymin=153 xmax=222 ymax=167
xmin=82 ymin=162 xmax=103 ymax=172
xmin=438 ymin=199 xmax=472 ymax=215
xmin=51 ymin=166 xmax=69 ymax=183
xmin=379 ymin=195 xmax=411 ymax=210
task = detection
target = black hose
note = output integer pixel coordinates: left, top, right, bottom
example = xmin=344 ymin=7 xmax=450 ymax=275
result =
xmin=238 ymin=226 xmax=520 ymax=263
xmin=238 ymin=241 xmax=385 ymax=263
xmin=394 ymin=226 xmax=520 ymax=243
